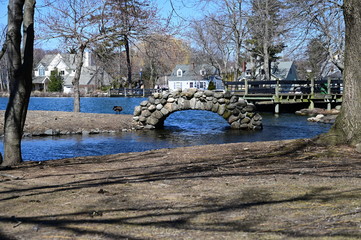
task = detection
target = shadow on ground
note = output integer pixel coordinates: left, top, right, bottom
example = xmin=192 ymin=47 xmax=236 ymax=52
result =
xmin=0 ymin=139 xmax=360 ymax=239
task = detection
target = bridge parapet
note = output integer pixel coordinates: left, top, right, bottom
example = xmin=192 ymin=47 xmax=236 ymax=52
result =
xmin=132 ymin=88 xmax=263 ymax=130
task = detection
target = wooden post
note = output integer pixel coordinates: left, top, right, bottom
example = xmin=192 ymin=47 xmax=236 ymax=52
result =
xmin=309 ymin=100 xmax=315 ymax=110
xmin=124 ymin=88 xmax=127 ymax=97
xmin=327 ymin=77 xmax=331 ymax=110
xmin=327 ymin=77 xmax=331 ymax=94
xmin=309 ymin=78 xmax=315 ymax=109
xmin=275 ymin=79 xmax=280 ymax=114
xmin=245 ymin=79 xmax=248 ymax=95
xmin=275 ymin=103 xmax=280 ymax=114
xmin=143 ymin=88 xmax=145 ymax=97
xmin=311 ymin=78 xmax=314 ymax=95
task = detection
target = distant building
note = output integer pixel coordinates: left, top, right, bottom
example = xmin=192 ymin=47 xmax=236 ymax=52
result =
xmin=33 ymin=52 xmax=113 ymax=93
xmin=320 ymin=61 xmax=343 ymax=80
xmin=168 ymin=64 xmax=224 ymax=91
xmin=240 ymin=61 xmax=298 ymax=81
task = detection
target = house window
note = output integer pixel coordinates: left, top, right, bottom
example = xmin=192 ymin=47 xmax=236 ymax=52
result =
xmin=190 ymin=82 xmax=194 ymax=88
xmin=60 ymin=70 xmax=65 ymax=75
xmin=38 ymin=68 xmax=45 ymax=76
xmin=175 ymin=82 xmax=182 ymax=89
xmin=196 ymin=82 xmax=206 ymax=89
xmin=177 ymin=69 xmax=183 ymax=77
xmin=199 ymin=82 xmax=205 ymax=89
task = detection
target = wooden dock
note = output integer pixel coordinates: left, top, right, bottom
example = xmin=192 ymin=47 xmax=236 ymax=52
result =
xmin=224 ymin=79 xmax=343 ymax=113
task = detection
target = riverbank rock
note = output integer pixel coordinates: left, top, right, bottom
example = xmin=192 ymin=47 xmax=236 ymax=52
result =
xmin=307 ymin=114 xmax=337 ymax=124
xmin=296 ymin=107 xmax=340 ymax=124
xmin=132 ymin=89 xmax=262 ymax=130
xmin=295 ymin=107 xmax=340 ymax=116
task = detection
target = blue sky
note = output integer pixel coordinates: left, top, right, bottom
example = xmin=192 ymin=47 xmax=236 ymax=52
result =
xmin=0 ymin=1 xmax=7 ymax=28
xmin=0 ymin=0 xmax=203 ymax=49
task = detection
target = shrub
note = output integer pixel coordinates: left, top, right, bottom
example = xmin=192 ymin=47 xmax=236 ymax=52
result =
xmin=208 ymin=81 xmax=216 ymax=90
xmin=48 ymin=69 xmax=64 ymax=92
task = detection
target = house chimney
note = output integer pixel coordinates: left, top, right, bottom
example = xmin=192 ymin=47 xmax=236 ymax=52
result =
xmin=84 ymin=52 xmax=91 ymax=67
xmin=242 ymin=61 xmax=247 ymax=72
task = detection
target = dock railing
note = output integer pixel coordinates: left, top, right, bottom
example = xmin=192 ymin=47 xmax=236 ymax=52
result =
xmin=224 ymin=78 xmax=343 ymax=113
xmin=224 ymin=78 xmax=343 ymax=95
xmin=109 ymin=88 xmax=163 ymax=97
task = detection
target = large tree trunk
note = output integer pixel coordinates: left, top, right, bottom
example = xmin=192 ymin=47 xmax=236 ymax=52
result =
xmin=2 ymin=0 xmax=35 ymax=166
xmin=318 ymin=0 xmax=361 ymax=146
xmin=72 ymin=45 xmax=85 ymax=112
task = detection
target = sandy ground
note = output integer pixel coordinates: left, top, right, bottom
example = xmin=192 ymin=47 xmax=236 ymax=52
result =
xmin=0 ymin=111 xmax=360 ymax=239
xmin=0 ymin=111 xmax=134 ymax=136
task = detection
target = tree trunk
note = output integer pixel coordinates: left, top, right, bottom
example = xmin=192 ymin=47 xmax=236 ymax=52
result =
xmin=263 ymin=0 xmax=271 ymax=81
xmin=318 ymin=0 xmax=361 ymax=146
xmin=233 ymin=0 xmax=243 ymax=82
xmin=263 ymin=41 xmax=270 ymax=80
xmin=124 ymin=34 xmax=132 ymax=87
xmin=233 ymin=39 xmax=241 ymax=82
xmin=2 ymin=0 xmax=35 ymax=166
xmin=0 ymin=40 xmax=7 ymax=61
xmin=72 ymin=45 xmax=85 ymax=112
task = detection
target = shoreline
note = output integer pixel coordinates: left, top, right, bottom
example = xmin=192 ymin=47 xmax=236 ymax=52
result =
xmin=0 ymin=110 xmax=135 ymax=137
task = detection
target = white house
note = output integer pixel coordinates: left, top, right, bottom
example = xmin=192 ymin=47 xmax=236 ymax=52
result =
xmin=33 ymin=52 xmax=113 ymax=93
xmin=167 ymin=64 xmax=224 ymax=91
xmin=240 ymin=61 xmax=298 ymax=81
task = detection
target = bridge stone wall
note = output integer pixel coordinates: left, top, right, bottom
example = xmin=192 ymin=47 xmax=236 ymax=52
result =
xmin=132 ymin=88 xmax=263 ymax=130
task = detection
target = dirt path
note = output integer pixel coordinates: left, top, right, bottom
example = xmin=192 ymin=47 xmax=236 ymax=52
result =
xmin=0 ymin=139 xmax=360 ymax=239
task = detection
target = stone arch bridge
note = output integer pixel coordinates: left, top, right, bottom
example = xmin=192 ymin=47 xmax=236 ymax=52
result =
xmin=132 ymin=88 xmax=263 ymax=130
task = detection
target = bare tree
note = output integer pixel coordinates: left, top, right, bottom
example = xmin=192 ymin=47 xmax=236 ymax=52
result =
xmin=208 ymin=0 xmax=247 ymax=81
xmin=190 ymin=15 xmax=233 ymax=80
xmin=0 ymin=26 xmax=7 ymax=61
xmin=39 ymin=0 xmax=109 ymax=112
xmin=102 ymin=0 xmax=158 ymax=88
xmin=135 ymin=35 xmax=191 ymax=88
xmin=0 ymin=26 xmax=8 ymax=92
xmin=1 ymin=0 xmax=35 ymax=166
xmin=168 ymin=0 xmax=247 ymax=81
xmin=288 ymin=0 xmax=344 ymax=73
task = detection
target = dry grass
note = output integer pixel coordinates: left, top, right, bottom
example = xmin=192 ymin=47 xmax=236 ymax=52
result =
xmin=0 ymin=139 xmax=360 ymax=239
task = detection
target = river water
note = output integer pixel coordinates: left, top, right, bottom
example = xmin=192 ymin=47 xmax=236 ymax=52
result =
xmin=0 ymin=97 xmax=331 ymax=161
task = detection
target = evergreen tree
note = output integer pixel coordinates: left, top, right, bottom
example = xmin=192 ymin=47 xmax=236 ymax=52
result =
xmin=247 ymin=0 xmax=288 ymax=80
xmin=306 ymin=37 xmax=329 ymax=79
xmin=48 ymin=69 xmax=63 ymax=92
xmin=208 ymin=81 xmax=216 ymax=90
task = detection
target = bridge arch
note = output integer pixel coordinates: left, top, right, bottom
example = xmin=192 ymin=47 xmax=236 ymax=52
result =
xmin=132 ymin=89 xmax=263 ymax=130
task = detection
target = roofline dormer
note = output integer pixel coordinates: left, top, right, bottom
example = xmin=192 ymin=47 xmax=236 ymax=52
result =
xmin=177 ymin=68 xmax=183 ymax=77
